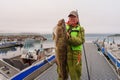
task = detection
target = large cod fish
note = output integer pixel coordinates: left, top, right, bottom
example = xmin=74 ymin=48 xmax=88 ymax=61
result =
xmin=53 ymin=19 xmax=68 ymax=80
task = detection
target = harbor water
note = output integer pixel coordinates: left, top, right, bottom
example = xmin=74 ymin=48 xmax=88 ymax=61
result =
xmin=0 ymin=33 xmax=119 ymax=59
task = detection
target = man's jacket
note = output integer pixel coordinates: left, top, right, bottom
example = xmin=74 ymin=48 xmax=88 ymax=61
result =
xmin=66 ymin=24 xmax=85 ymax=51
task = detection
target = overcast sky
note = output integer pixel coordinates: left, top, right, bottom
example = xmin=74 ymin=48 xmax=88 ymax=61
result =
xmin=0 ymin=0 xmax=120 ymax=34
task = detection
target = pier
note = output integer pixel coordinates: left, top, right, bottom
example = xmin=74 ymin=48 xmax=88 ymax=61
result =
xmin=35 ymin=43 xmax=119 ymax=80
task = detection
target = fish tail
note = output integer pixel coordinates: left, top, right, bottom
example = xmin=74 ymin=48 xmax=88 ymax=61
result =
xmin=59 ymin=57 xmax=68 ymax=80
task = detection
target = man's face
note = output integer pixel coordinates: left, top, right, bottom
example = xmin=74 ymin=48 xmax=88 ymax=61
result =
xmin=68 ymin=15 xmax=78 ymax=25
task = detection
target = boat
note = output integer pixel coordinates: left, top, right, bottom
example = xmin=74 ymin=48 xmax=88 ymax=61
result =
xmin=0 ymin=42 xmax=16 ymax=49
xmin=0 ymin=39 xmax=23 ymax=49
xmin=0 ymin=47 xmax=55 ymax=80
xmin=94 ymin=34 xmax=120 ymax=75
xmin=0 ymin=47 xmax=16 ymax=54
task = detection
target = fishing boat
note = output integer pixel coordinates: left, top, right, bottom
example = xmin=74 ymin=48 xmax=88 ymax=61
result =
xmin=95 ymin=34 xmax=120 ymax=75
xmin=0 ymin=42 xmax=16 ymax=49
xmin=0 ymin=39 xmax=23 ymax=49
xmin=0 ymin=47 xmax=55 ymax=80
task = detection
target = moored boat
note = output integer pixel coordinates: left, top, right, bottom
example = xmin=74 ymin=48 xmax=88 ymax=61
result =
xmin=0 ymin=39 xmax=23 ymax=49
xmin=0 ymin=47 xmax=55 ymax=80
xmin=95 ymin=34 xmax=120 ymax=75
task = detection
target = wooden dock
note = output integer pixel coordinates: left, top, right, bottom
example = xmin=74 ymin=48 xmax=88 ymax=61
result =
xmin=35 ymin=43 xmax=119 ymax=80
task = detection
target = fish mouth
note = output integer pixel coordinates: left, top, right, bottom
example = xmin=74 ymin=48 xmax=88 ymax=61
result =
xmin=57 ymin=19 xmax=65 ymax=26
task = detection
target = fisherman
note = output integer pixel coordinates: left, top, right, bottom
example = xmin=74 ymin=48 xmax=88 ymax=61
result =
xmin=66 ymin=11 xmax=85 ymax=80
xmin=54 ymin=10 xmax=85 ymax=80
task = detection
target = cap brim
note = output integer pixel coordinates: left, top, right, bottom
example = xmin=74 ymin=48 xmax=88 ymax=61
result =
xmin=68 ymin=14 xmax=77 ymax=17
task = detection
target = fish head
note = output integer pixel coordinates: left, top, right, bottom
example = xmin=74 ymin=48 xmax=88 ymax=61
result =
xmin=56 ymin=19 xmax=66 ymax=36
xmin=53 ymin=19 xmax=67 ymax=43
xmin=57 ymin=19 xmax=65 ymax=26
xmin=57 ymin=19 xmax=66 ymax=34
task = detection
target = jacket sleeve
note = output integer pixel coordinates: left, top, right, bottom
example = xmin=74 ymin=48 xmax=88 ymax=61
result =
xmin=80 ymin=27 xmax=85 ymax=44
xmin=67 ymin=27 xmax=85 ymax=46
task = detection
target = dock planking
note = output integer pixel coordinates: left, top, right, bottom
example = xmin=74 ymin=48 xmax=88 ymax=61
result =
xmin=35 ymin=43 xmax=119 ymax=80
